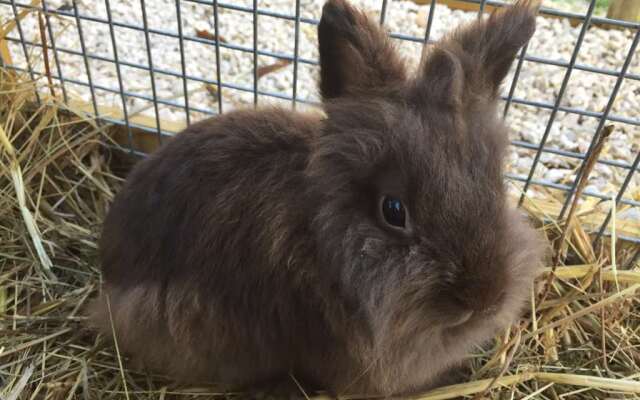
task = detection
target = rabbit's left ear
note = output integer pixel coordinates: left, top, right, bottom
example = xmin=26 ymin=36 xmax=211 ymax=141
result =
xmin=415 ymin=0 xmax=539 ymax=104
xmin=318 ymin=0 xmax=406 ymax=100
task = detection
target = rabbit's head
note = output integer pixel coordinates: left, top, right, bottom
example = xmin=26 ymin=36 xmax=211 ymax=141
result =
xmin=308 ymin=0 xmax=545 ymax=360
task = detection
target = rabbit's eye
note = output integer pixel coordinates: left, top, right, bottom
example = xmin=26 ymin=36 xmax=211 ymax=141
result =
xmin=381 ymin=196 xmax=406 ymax=228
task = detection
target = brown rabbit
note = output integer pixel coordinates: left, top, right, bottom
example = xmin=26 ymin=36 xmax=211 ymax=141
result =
xmin=91 ymin=0 xmax=545 ymax=396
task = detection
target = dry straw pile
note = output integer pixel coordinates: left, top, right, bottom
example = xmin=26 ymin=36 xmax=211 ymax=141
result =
xmin=1 ymin=42 xmax=640 ymax=400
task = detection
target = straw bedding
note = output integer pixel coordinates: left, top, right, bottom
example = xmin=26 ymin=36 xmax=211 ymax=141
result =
xmin=1 ymin=66 xmax=640 ymax=399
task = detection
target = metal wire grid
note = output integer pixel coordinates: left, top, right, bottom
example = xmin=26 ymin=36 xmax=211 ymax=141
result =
xmin=1 ymin=0 xmax=639 ymax=245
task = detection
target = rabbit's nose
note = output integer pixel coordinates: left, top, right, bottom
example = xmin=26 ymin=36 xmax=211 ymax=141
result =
xmin=482 ymin=290 xmax=506 ymax=313
xmin=454 ymin=286 xmax=506 ymax=314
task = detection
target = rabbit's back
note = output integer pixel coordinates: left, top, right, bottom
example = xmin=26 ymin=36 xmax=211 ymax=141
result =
xmin=92 ymin=108 xmax=322 ymax=383
xmin=101 ymin=108 xmax=317 ymax=287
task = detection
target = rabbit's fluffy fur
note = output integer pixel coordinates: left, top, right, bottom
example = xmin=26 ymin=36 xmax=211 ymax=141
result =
xmin=91 ymin=0 xmax=546 ymax=396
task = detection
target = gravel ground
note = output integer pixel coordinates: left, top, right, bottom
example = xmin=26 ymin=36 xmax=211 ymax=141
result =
xmin=1 ymin=0 xmax=639 ymax=207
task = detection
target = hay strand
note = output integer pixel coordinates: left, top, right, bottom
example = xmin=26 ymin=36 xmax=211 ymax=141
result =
xmin=0 ymin=123 xmax=56 ymax=281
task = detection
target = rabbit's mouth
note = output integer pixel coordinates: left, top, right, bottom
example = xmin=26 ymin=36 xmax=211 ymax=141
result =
xmin=443 ymin=289 xmax=507 ymax=329
xmin=440 ymin=311 xmax=505 ymax=349
xmin=440 ymin=295 xmax=514 ymax=341
xmin=445 ymin=310 xmax=475 ymax=328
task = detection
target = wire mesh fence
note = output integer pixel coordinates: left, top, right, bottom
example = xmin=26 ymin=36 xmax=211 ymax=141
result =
xmin=0 ymin=0 xmax=639 ymax=244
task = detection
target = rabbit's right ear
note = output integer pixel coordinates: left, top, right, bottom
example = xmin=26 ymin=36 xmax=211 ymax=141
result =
xmin=318 ymin=0 xmax=406 ymax=100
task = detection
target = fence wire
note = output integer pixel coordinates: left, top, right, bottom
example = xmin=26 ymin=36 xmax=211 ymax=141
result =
xmin=0 ymin=0 xmax=639 ymax=244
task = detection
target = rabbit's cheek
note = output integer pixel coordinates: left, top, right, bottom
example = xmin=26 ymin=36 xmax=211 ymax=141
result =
xmin=358 ymin=237 xmax=389 ymax=259
xmin=499 ymin=211 xmax=547 ymax=319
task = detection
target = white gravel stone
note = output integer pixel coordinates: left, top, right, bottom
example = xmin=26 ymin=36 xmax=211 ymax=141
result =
xmin=619 ymin=207 xmax=640 ymax=221
xmin=545 ymin=168 xmax=573 ymax=183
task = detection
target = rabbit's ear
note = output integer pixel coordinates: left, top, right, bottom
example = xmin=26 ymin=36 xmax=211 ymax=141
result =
xmin=318 ymin=0 xmax=406 ymax=100
xmin=418 ymin=0 xmax=538 ymax=101
xmin=412 ymin=47 xmax=464 ymax=109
